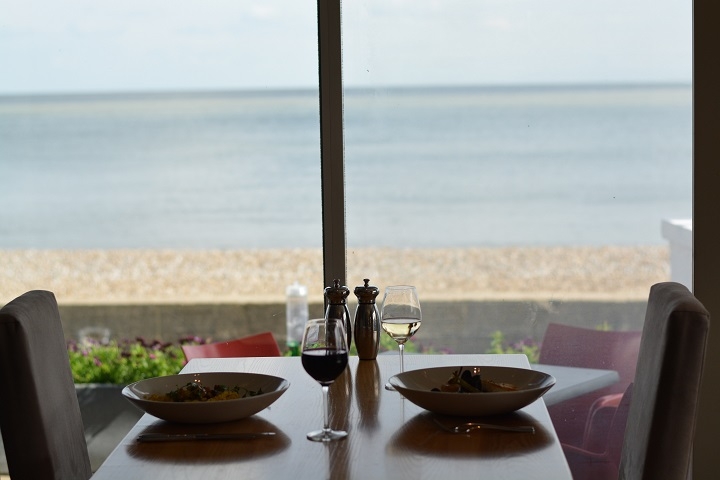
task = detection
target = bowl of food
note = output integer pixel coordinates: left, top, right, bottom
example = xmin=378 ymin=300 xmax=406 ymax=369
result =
xmin=388 ymin=366 xmax=555 ymax=417
xmin=122 ymin=372 xmax=290 ymax=423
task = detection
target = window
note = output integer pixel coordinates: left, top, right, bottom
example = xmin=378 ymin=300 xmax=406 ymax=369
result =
xmin=337 ymin=0 xmax=692 ymax=460
xmin=340 ymin=0 xmax=691 ymax=352
xmin=0 ymin=1 xmax=324 ymax=337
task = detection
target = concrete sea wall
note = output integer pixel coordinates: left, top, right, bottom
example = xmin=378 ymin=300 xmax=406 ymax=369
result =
xmin=59 ymin=299 xmax=648 ymax=353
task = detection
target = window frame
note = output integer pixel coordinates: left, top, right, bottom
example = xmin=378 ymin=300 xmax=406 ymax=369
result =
xmin=691 ymin=0 xmax=720 ymax=476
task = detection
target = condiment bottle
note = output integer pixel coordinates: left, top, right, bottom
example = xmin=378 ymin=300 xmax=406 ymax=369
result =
xmin=324 ymin=279 xmax=352 ymax=349
xmin=285 ymin=281 xmax=308 ymax=356
xmin=353 ymin=278 xmax=380 ymax=360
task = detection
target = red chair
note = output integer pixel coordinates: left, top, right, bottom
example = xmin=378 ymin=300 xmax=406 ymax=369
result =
xmin=538 ymin=323 xmax=642 ymax=448
xmin=562 ymin=282 xmax=710 ymax=480
xmin=563 ymin=383 xmax=633 ymax=480
xmin=182 ymin=331 xmax=282 ymax=361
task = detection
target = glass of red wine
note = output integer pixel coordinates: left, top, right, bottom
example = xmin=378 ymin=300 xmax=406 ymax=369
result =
xmin=301 ymin=317 xmax=349 ymax=442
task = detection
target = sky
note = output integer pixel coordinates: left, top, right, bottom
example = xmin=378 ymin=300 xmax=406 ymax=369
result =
xmin=0 ymin=0 xmax=692 ymax=95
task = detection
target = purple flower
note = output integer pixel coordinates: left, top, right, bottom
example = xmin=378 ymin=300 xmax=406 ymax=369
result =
xmin=511 ymin=337 xmax=538 ymax=350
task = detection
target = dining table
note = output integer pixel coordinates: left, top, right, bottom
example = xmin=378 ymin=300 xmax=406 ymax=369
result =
xmin=533 ymin=363 xmax=619 ymax=406
xmin=92 ymin=353 xmax=573 ymax=480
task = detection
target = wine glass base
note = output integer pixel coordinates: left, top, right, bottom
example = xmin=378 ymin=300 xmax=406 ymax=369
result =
xmin=306 ymin=429 xmax=348 ymax=442
xmin=384 ymin=382 xmax=397 ymax=391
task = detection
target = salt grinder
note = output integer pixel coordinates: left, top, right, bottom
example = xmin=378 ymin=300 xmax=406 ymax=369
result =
xmin=324 ymin=279 xmax=352 ymax=349
xmin=353 ymin=278 xmax=380 ymax=360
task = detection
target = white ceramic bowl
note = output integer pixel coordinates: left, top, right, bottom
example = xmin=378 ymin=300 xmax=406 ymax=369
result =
xmin=122 ymin=372 xmax=290 ymax=423
xmin=389 ymin=366 xmax=555 ymax=417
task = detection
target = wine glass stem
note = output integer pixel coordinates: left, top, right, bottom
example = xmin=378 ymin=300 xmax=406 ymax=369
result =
xmin=399 ymin=343 xmax=405 ymax=373
xmin=322 ymin=384 xmax=331 ymax=434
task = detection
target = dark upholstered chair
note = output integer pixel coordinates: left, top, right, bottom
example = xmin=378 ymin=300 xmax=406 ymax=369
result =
xmin=618 ymin=282 xmax=709 ymax=479
xmin=539 ymin=322 xmax=642 ymax=447
xmin=563 ymin=282 xmax=710 ymax=480
xmin=0 ymin=290 xmax=92 ymax=480
xmin=182 ymin=331 xmax=282 ymax=361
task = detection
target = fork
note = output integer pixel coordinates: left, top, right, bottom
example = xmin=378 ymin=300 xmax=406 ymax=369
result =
xmin=433 ymin=418 xmax=535 ymax=434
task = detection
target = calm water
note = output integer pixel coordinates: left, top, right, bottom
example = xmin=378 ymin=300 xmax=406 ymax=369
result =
xmin=0 ymin=84 xmax=692 ymax=249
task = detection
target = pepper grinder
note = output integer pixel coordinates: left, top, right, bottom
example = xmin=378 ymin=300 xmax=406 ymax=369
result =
xmin=353 ymin=278 xmax=381 ymax=360
xmin=324 ymin=279 xmax=352 ymax=349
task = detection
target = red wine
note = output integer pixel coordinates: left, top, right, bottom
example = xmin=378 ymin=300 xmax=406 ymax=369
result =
xmin=302 ymin=348 xmax=348 ymax=385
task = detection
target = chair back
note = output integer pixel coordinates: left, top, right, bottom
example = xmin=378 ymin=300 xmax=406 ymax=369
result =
xmin=182 ymin=331 xmax=282 ymax=361
xmin=539 ymin=323 xmax=642 ymax=385
xmin=0 ymin=290 xmax=92 ymax=480
xmin=619 ymin=282 xmax=710 ymax=480
xmin=539 ymin=322 xmax=642 ymax=446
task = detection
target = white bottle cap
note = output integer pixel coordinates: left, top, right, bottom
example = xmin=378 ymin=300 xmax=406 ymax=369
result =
xmin=286 ymin=281 xmax=307 ymax=297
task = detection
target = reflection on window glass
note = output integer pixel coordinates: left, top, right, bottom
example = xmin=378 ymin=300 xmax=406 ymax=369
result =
xmin=0 ymin=1 xmax=323 ymax=341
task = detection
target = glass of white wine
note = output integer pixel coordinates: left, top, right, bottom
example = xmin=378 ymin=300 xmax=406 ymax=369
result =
xmin=380 ymin=285 xmax=422 ymax=391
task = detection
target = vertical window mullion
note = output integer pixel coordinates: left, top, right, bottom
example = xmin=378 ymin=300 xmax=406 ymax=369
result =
xmin=317 ymin=0 xmax=347 ymax=290
xmin=692 ymin=1 xmax=720 ymax=474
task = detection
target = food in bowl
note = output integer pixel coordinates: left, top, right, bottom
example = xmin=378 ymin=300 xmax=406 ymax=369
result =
xmin=432 ymin=367 xmax=518 ymax=393
xmin=146 ymin=382 xmax=264 ymax=402
xmin=389 ymin=366 xmax=555 ymax=416
xmin=123 ymin=372 xmax=290 ymax=423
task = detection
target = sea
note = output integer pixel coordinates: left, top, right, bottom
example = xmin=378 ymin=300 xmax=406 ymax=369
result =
xmin=0 ymin=84 xmax=692 ymax=249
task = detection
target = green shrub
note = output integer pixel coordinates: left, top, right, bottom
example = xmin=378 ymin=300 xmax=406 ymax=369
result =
xmin=67 ymin=336 xmax=205 ymax=384
xmin=486 ymin=331 xmax=540 ymax=363
xmin=69 ymin=331 xmax=448 ymax=383
xmin=286 ymin=332 xmax=447 ymax=357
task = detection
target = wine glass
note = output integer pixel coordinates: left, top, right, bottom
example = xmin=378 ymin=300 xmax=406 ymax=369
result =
xmin=301 ymin=318 xmax=349 ymax=441
xmin=380 ymin=285 xmax=422 ymax=391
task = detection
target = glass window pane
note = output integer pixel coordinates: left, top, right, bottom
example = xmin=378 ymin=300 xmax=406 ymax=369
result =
xmin=342 ymin=0 xmax=691 ymax=452
xmin=1 ymin=1 xmax=323 ymax=340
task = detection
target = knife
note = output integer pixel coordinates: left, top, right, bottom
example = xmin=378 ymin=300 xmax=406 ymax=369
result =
xmin=137 ymin=432 xmax=276 ymax=442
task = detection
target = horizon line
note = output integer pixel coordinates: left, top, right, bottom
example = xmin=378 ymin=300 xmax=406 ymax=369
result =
xmin=0 ymin=81 xmax=692 ymax=100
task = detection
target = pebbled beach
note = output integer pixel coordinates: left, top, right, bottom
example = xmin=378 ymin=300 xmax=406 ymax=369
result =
xmin=1 ymin=246 xmax=669 ymax=305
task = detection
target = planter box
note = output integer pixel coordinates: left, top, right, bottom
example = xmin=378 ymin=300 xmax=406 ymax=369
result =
xmin=1 ymin=384 xmax=143 ymax=474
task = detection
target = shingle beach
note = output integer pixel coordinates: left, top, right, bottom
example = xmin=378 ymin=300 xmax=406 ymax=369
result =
xmin=1 ymin=246 xmax=669 ymax=304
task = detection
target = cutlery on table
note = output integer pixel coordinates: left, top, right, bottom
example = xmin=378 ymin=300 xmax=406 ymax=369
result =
xmin=433 ymin=418 xmax=535 ymax=434
xmin=137 ymin=432 xmax=276 ymax=442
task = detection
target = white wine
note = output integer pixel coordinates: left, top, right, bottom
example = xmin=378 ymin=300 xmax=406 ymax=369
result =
xmin=381 ymin=318 xmax=421 ymax=344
